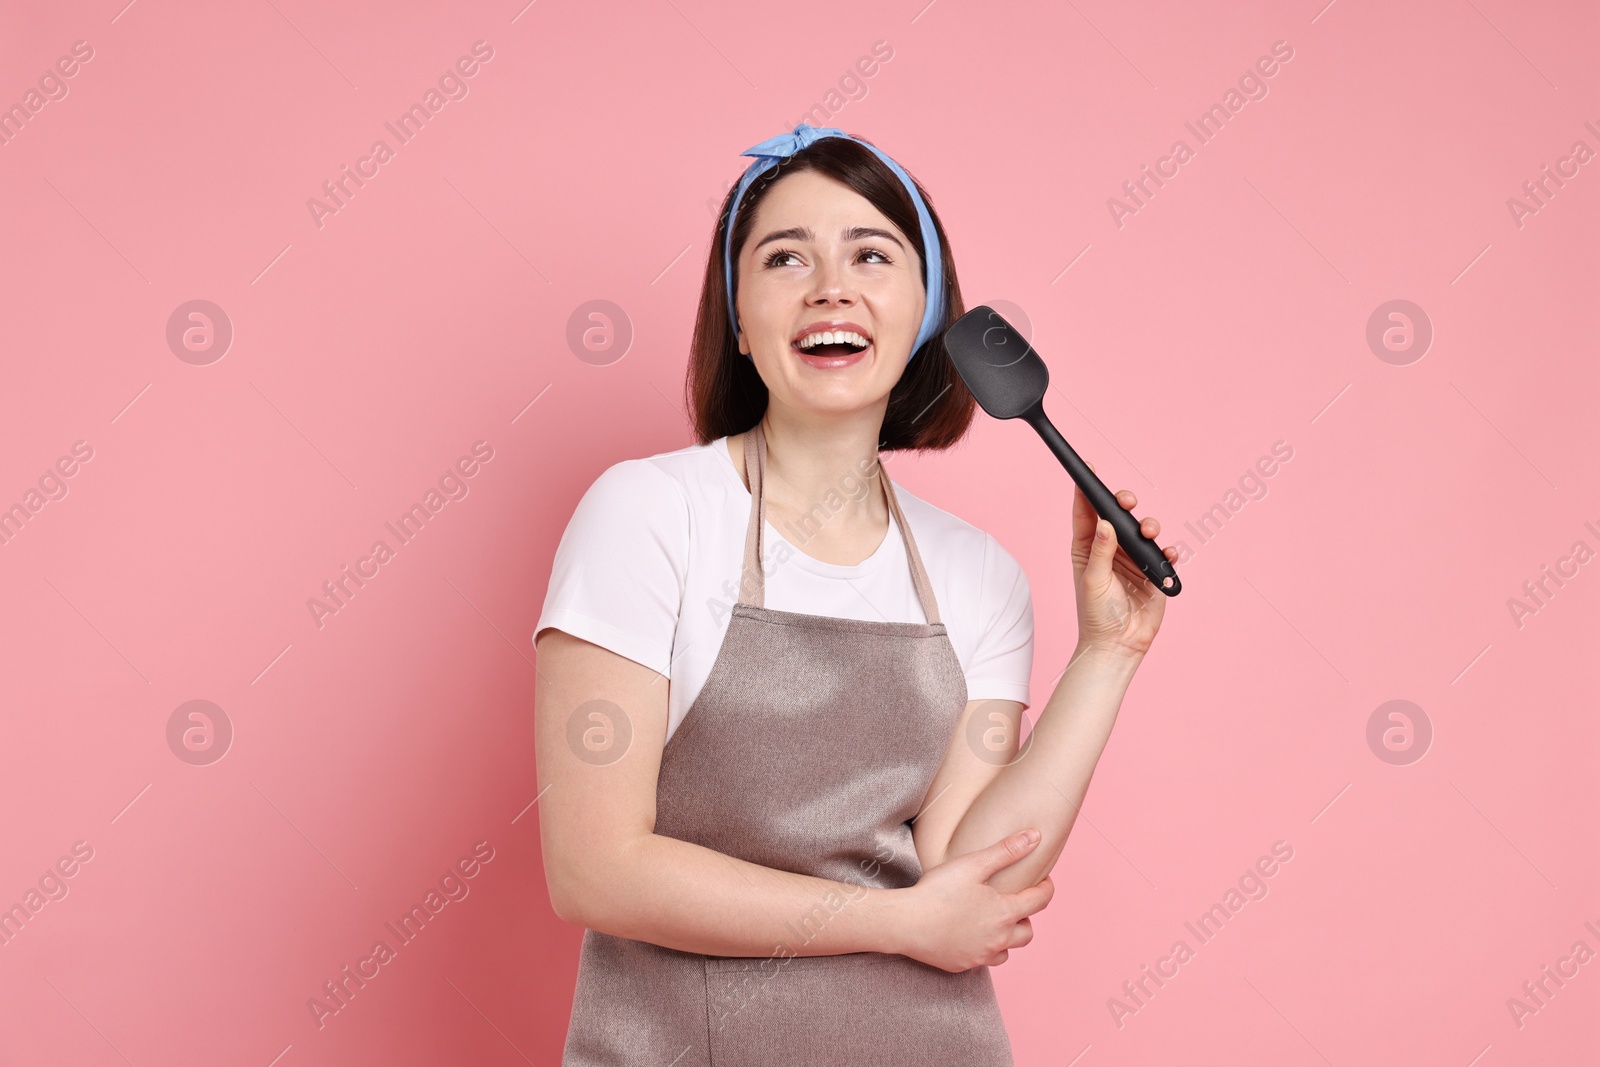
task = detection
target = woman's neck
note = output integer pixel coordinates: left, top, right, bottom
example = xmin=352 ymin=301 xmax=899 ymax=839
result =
xmin=728 ymin=407 xmax=892 ymax=563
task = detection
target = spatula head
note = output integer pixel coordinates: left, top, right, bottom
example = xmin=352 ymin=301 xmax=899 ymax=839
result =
xmin=943 ymin=306 xmax=1050 ymax=420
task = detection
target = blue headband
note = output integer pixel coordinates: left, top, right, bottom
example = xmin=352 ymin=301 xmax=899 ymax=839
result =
xmin=722 ymin=123 xmax=945 ymax=363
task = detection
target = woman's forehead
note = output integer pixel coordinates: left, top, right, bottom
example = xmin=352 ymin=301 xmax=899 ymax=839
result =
xmin=752 ymin=171 xmax=900 ymax=234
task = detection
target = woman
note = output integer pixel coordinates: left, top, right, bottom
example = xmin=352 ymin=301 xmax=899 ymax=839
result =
xmin=534 ymin=123 xmax=1176 ymax=1065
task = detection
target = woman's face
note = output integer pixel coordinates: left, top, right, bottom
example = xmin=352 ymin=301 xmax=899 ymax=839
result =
xmin=734 ymin=169 xmax=925 ymax=415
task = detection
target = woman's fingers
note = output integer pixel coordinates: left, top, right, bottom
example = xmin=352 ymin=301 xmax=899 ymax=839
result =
xmin=1084 ymin=517 xmax=1118 ymax=593
xmin=1005 ymin=875 xmax=1056 ymax=923
xmin=1112 ymin=489 xmax=1165 ymax=540
xmin=1072 ymin=497 xmax=1103 ymax=561
xmin=1085 ymin=471 xmax=1169 ymax=561
xmin=1105 ymin=487 xmax=1168 ymax=546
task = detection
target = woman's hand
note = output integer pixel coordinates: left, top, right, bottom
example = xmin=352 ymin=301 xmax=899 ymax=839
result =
xmin=889 ymin=829 xmax=1056 ymax=973
xmin=1071 ymin=466 xmax=1177 ymax=659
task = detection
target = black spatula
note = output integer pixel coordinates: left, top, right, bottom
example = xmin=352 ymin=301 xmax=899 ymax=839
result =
xmin=943 ymin=305 xmax=1181 ymax=597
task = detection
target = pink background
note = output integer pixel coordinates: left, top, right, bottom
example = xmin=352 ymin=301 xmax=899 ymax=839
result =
xmin=2 ymin=0 xmax=1596 ymax=1063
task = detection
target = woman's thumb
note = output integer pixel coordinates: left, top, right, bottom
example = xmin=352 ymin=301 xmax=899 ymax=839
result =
xmin=1085 ymin=517 xmax=1117 ymax=591
xmin=971 ymin=829 xmax=1042 ymax=878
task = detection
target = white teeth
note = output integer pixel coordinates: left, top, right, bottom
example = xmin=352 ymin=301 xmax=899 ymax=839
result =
xmin=796 ymin=331 xmax=870 ymax=350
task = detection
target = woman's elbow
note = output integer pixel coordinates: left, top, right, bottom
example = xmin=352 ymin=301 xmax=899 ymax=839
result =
xmin=544 ymin=853 xmax=604 ymax=927
xmin=546 ymin=877 xmax=587 ymax=926
xmin=543 ymin=834 xmax=641 ymax=928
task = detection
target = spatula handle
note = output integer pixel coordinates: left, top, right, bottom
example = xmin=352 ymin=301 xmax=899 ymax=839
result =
xmin=1027 ymin=409 xmax=1182 ymax=597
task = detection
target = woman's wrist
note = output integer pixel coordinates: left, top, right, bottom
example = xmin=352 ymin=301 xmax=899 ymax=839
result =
xmin=1070 ymin=640 xmax=1146 ymax=677
xmin=864 ymin=884 xmax=915 ymax=957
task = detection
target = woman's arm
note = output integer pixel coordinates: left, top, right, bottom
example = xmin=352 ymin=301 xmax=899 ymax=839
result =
xmin=535 ymin=629 xmax=1051 ymax=966
xmin=913 ymin=481 xmax=1174 ymax=896
xmin=922 ymin=647 xmax=1142 ymax=895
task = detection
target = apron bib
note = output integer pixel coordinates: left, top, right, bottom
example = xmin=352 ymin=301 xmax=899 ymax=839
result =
xmin=561 ymin=420 xmax=1015 ymax=1065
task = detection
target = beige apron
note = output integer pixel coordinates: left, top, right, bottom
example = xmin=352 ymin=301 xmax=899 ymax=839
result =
xmin=562 ymin=420 xmax=1015 ymax=1065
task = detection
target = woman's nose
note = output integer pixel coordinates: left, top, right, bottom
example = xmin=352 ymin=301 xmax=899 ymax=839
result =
xmin=807 ymin=258 xmax=857 ymax=305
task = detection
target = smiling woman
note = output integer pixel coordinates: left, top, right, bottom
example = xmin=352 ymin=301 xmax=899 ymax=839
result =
xmin=535 ymin=124 xmax=1044 ymax=1066
xmin=532 ymin=123 xmax=1179 ymax=1067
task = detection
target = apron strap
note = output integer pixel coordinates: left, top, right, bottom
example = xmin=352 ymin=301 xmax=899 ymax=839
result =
xmin=738 ymin=421 xmax=943 ymax=625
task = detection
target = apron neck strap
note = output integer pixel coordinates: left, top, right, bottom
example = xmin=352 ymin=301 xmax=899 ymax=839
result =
xmin=738 ymin=420 xmax=943 ymax=625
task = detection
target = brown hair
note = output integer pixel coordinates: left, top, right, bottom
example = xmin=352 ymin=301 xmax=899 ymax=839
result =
xmin=684 ymin=134 xmax=975 ymax=453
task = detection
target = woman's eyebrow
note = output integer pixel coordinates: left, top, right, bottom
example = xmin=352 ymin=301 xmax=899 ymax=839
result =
xmin=752 ymin=226 xmax=906 ymax=252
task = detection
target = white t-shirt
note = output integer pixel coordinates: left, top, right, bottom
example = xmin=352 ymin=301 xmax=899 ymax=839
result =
xmin=534 ymin=436 xmax=1034 ymax=743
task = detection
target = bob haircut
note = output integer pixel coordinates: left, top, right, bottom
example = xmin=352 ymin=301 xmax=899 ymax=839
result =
xmin=685 ymin=134 xmax=975 ymax=453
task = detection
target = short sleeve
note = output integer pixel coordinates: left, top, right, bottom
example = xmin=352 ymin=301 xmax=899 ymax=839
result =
xmin=533 ymin=459 xmax=688 ymax=677
xmin=964 ymin=533 xmax=1034 ymax=710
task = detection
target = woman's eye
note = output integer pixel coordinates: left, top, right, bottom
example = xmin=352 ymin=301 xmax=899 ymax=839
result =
xmin=762 ymin=247 xmax=894 ymax=268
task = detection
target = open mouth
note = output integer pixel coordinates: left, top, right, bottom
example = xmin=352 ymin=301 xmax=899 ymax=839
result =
xmin=791 ymin=330 xmax=872 ymax=362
